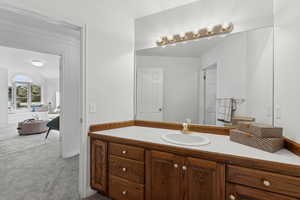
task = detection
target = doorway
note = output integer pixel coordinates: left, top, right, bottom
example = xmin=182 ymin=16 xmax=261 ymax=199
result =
xmin=203 ymin=64 xmax=217 ymax=125
xmin=0 ymin=5 xmax=85 ymax=200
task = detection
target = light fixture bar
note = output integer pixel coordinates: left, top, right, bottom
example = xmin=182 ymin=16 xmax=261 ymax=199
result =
xmin=156 ymin=23 xmax=234 ymax=46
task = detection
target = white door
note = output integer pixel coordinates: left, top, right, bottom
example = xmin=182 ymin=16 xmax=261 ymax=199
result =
xmin=137 ymin=68 xmax=163 ymax=121
xmin=203 ymin=66 xmax=217 ymax=125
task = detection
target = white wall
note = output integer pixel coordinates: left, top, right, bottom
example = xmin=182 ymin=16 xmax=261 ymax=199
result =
xmin=201 ymin=33 xmax=248 ymax=107
xmin=136 ymin=56 xmax=201 ymax=123
xmin=44 ymin=78 xmax=59 ymax=106
xmin=246 ymin=27 xmax=273 ymax=124
xmin=0 ymin=68 xmax=8 ymax=127
xmin=0 ymin=0 xmax=135 ymax=197
xmin=135 ymin=0 xmax=274 ymax=50
xmin=1 ymin=0 xmax=135 ymax=126
xmin=200 ymin=28 xmax=273 ymax=125
xmin=274 ymin=0 xmax=300 ymax=143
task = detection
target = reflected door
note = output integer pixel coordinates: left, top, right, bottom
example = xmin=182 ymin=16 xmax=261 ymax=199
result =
xmin=203 ymin=66 xmax=217 ymax=125
xmin=137 ymin=68 xmax=163 ymax=121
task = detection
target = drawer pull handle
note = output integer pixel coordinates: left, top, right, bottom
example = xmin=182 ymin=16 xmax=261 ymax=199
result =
xmin=122 ymin=150 xmax=127 ymax=154
xmin=229 ymin=194 xmax=236 ymax=200
xmin=182 ymin=166 xmax=187 ymax=171
xmin=174 ymin=164 xmax=178 ymax=168
xmin=122 ymin=190 xmax=127 ymax=195
xmin=122 ymin=167 xmax=127 ymax=172
xmin=263 ymin=179 xmax=271 ymax=187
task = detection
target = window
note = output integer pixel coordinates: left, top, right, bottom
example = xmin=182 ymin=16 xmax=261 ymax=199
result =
xmin=9 ymin=75 xmax=42 ymax=110
xmin=8 ymin=86 xmax=12 ymax=105
xmin=31 ymin=84 xmax=42 ymax=106
xmin=15 ymin=82 xmax=29 ymax=109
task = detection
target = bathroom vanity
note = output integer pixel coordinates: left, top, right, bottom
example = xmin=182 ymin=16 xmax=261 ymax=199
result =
xmin=89 ymin=121 xmax=300 ymax=200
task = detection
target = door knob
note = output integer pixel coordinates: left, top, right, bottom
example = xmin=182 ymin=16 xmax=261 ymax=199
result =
xmin=122 ymin=167 xmax=127 ymax=172
xmin=174 ymin=163 xmax=178 ymax=168
xmin=122 ymin=190 xmax=127 ymax=195
xmin=158 ymin=108 xmax=162 ymax=112
xmin=262 ymin=179 xmax=271 ymax=187
xmin=122 ymin=150 xmax=127 ymax=154
xmin=229 ymin=194 xmax=236 ymax=200
xmin=182 ymin=166 xmax=187 ymax=171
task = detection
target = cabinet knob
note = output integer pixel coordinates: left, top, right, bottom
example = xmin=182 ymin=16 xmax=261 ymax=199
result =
xmin=182 ymin=166 xmax=187 ymax=171
xmin=122 ymin=150 xmax=127 ymax=154
xmin=263 ymin=179 xmax=271 ymax=187
xmin=229 ymin=194 xmax=236 ymax=200
xmin=122 ymin=190 xmax=127 ymax=195
xmin=174 ymin=163 xmax=178 ymax=168
xmin=122 ymin=167 xmax=127 ymax=172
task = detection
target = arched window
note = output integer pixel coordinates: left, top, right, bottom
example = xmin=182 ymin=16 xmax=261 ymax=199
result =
xmin=12 ymin=74 xmax=33 ymax=83
xmin=9 ymin=74 xmax=42 ymax=110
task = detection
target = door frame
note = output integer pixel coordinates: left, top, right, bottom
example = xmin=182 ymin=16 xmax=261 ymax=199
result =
xmin=202 ymin=62 xmax=218 ymax=125
xmin=0 ymin=3 xmax=89 ymax=198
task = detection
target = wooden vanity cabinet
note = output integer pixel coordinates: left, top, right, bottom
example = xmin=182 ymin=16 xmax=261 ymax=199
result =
xmin=91 ymin=139 xmax=108 ymax=194
xmin=226 ymin=183 xmax=298 ymax=200
xmin=146 ymin=151 xmax=184 ymax=200
xmin=146 ymin=151 xmax=225 ymax=200
xmin=185 ymin=157 xmax=225 ymax=200
xmin=90 ymin=137 xmax=300 ymax=200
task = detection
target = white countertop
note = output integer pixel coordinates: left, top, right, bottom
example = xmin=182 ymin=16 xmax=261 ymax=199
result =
xmin=93 ymin=126 xmax=300 ymax=166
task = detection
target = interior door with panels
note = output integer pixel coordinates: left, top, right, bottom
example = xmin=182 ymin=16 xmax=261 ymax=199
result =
xmin=136 ymin=68 xmax=163 ymax=121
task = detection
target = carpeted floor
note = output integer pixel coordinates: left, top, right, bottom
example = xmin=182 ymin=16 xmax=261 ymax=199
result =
xmin=0 ymin=125 xmax=110 ymax=200
xmin=0 ymin=126 xmax=81 ymax=200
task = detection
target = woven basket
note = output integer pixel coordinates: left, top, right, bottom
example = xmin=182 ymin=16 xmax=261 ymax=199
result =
xmin=238 ymin=122 xmax=283 ymax=138
xmin=230 ymin=129 xmax=284 ymax=153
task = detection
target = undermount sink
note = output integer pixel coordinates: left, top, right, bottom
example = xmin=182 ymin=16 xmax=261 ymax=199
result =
xmin=161 ymin=133 xmax=210 ymax=146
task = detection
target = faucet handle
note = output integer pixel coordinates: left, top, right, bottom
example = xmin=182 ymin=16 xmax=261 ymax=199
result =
xmin=183 ymin=123 xmax=188 ymax=130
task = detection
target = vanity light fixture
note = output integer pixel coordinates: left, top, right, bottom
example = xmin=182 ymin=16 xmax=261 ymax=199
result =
xmin=156 ymin=23 xmax=234 ymax=46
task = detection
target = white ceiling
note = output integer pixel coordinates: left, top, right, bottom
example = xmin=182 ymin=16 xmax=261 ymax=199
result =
xmin=127 ymin=0 xmax=200 ymax=19
xmin=0 ymin=45 xmax=60 ymax=79
xmin=136 ymin=34 xmax=227 ymax=57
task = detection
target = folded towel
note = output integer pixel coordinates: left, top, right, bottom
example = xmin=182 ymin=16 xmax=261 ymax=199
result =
xmin=217 ymin=98 xmax=235 ymax=123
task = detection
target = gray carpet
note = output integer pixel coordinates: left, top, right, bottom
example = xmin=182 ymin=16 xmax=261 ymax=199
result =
xmin=0 ymin=132 xmax=80 ymax=200
xmin=0 ymin=125 xmax=110 ymax=200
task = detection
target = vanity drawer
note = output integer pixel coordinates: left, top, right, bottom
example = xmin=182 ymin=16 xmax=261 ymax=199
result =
xmin=227 ymin=165 xmax=300 ymax=197
xmin=226 ymin=183 xmax=298 ymax=200
xmin=109 ymin=176 xmax=144 ymax=200
xmin=109 ymin=143 xmax=145 ymax=162
xmin=109 ymin=155 xmax=145 ymax=184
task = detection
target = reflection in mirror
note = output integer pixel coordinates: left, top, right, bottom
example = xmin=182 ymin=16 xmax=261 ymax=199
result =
xmin=135 ymin=27 xmax=274 ymax=127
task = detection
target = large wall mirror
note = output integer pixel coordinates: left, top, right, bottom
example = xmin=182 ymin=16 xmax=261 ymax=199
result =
xmin=135 ymin=26 xmax=274 ymax=127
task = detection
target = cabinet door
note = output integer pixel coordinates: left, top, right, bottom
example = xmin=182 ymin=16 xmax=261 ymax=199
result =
xmin=146 ymin=151 xmax=184 ymax=200
xmin=91 ymin=139 xmax=108 ymax=194
xmin=226 ymin=183 xmax=298 ymax=200
xmin=184 ymin=157 xmax=225 ymax=200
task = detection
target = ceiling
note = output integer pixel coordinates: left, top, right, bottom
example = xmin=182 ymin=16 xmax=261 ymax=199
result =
xmin=0 ymin=6 xmax=81 ymax=40
xmin=127 ymin=0 xmax=199 ymax=19
xmin=136 ymin=34 xmax=227 ymax=57
xmin=0 ymin=45 xmax=60 ymax=79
